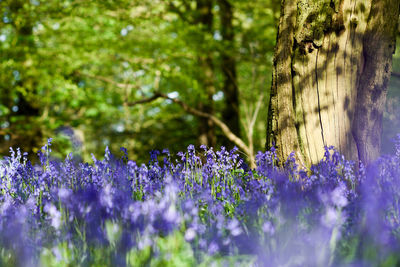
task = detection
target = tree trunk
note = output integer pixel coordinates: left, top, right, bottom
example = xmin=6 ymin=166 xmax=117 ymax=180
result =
xmin=197 ymin=54 xmax=217 ymax=147
xmin=196 ymin=0 xmax=217 ymax=147
xmin=267 ymin=0 xmax=399 ymax=166
xmin=0 ymin=0 xmax=42 ymax=158
xmin=219 ymin=0 xmax=241 ymax=143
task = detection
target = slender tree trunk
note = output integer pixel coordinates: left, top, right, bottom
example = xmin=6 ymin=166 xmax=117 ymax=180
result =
xmin=197 ymin=54 xmax=217 ymax=147
xmin=196 ymin=0 xmax=217 ymax=147
xmin=219 ymin=0 xmax=240 ymax=142
xmin=267 ymin=0 xmax=399 ymax=166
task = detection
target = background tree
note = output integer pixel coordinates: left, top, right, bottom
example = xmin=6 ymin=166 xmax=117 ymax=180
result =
xmin=219 ymin=0 xmax=240 ymax=143
xmin=0 ymin=0 xmax=278 ymax=164
xmin=267 ymin=0 xmax=400 ymax=165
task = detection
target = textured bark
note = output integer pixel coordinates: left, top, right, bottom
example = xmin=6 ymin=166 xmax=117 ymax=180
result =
xmin=219 ymin=0 xmax=240 ymax=141
xmin=267 ymin=0 xmax=300 ymax=163
xmin=267 ymin=0 xmax=400 ymax=165
xmin=352 ymin=0 xmax=399 ymax=163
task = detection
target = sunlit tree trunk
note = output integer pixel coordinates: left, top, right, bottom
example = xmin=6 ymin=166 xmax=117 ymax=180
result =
xmin=266 ymin=0 xmax=399 ymax=166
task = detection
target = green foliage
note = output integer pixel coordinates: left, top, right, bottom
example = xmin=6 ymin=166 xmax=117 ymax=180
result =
xmin=37 ymin=231 xmax=255 ymax=267
xmin=127 ymin=231 xmax=196 ymax=267
xmin=0 ymin=0 xmax=279 ymax=163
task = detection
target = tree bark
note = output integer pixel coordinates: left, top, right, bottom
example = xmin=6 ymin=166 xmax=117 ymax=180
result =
xmin=267 ymin=0 xmax=400 ymax=166
xmin=352 ymin=0 xmax=399 ymax=163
